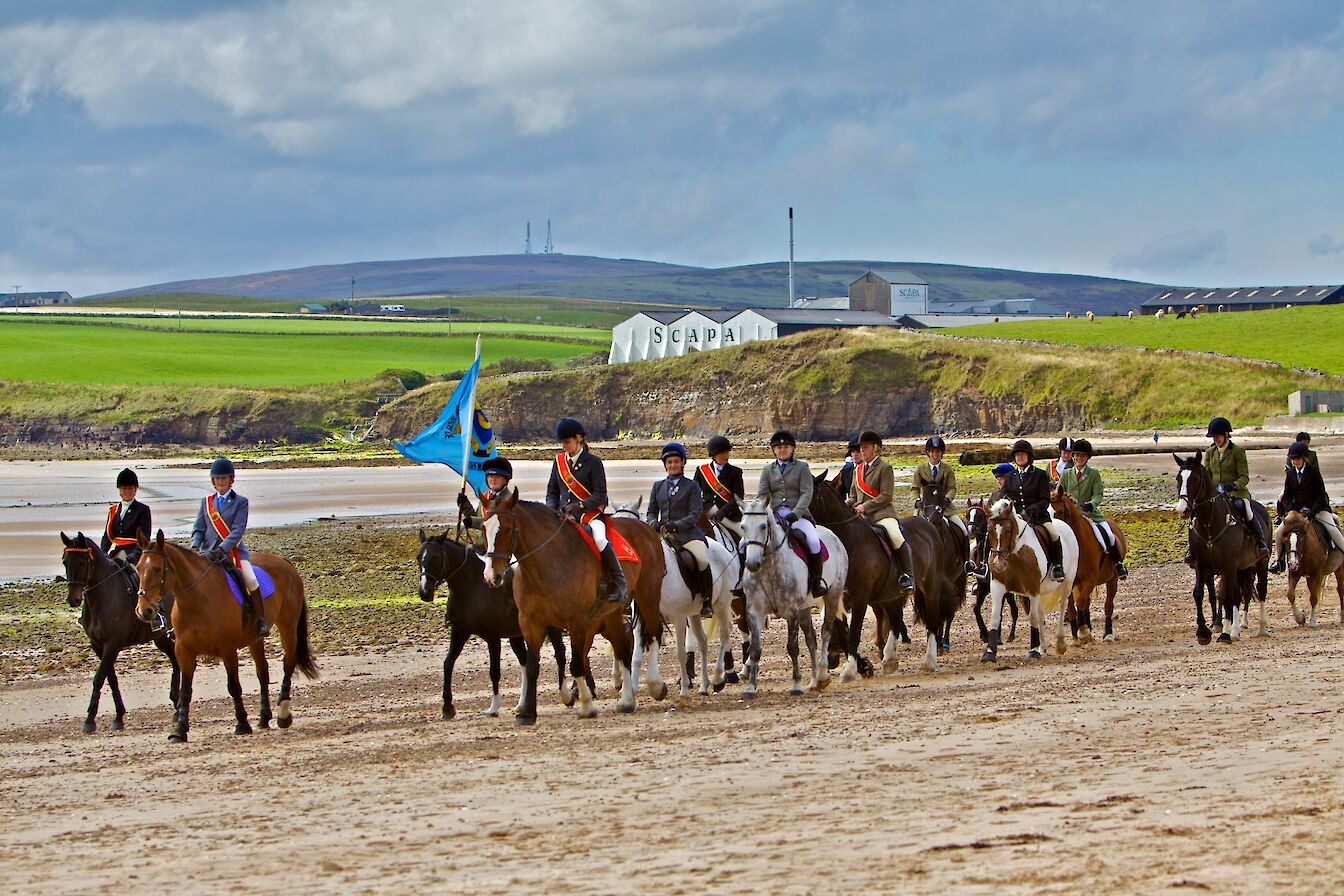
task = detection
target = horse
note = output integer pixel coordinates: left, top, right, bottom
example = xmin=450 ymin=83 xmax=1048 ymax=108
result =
xmin=979 ymin=499 xmax=1078 ymax=662
xmin=479 ymin=490 xmax=666 ymax=723
xmin=416 ymin=529 xmax=573 ymax=719
xmin=134 ymin=531 xmax=318 ymax=742
xmin=610 ymin=498 xmax=737 ymax=697
xmin=918 ymin=483 xmax=970 ymax=653
xmin=696 ymin=508 xmax=746 ymax=684
xmin=737 ymin=498 xmax=848 ymax=697
xmin=59 ymin=533 xmax=180 ymax=734
xmin=1276 ymin=511 xmax=1344 ymax=628
xmin=1048 ymin=486 xmax=1123 ymax=644
xmin=1173 ymin=452 xmax=1270 ymax=643
xmin=963 ymin=499 xmax=1020 ymax=644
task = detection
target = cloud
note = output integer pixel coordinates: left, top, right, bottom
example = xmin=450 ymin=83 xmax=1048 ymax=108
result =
xmin=1111 ymin=229 xmax=1229 ymax=277
xmin=1308 ymin=233 xmax=1344 ymax=256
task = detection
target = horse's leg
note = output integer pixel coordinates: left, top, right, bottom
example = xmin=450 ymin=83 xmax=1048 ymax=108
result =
xmin=515 ymin=621 xmax=544 ymax=725
xmin=688 ymin=615 xmax=711 ymax=697
xmin=1215 ymin=572 xmax=1235 ymax=644
xmin=786 ymin=616 xmax=804 ymax=696
xmin=170 ymin=651 xmax=196 ymax=743
xmin=1288 ymin=571 xmax=1304 ymax=626
xmin=814 ymin=594 xmax=835 ymax=690
xmin=1103 ymin=579 xmax=1118 ymax=641
xmin=711 ymin=597 xmax=730 ymax=692
xmin=1256 ymin=564 xmax=1270 ymax=636
xmin=1066 ymin=591 xmax=1079 ymax=641
xmin=165 ymin=647 xmax=181 ymax=712
xmin=673 ymin=614 xmax=690 ymax=698
xmin=882 ymin=624 xmax=900 ymax=674
xmin=800 ymin=611 xmax=820 ymax=693
xmin=1006 ymin=593 xmax=1019 ymax=641
xmin=83 ymin=642 xmax=113 ymax=734
xmin=1193 ymin=567 xmax=1212 ymax=644
xmin=1054 ymin=586 xmax=1069 ymax=657
xmin=841 ymin=593 xmax=867 ymax=682
xmin=973 ymin=580 xmax=990 ymax=643
xmin=897 ymin=603 xmax=911 ymax=643
xmin=570 ymin=627 xmax=601 ymax=719
xmin=485 ymin=637 xmax=503 ymax=717
xmin=1027 ymin=589 xmax=1045 ymax=660
xmin=1335 ymin=568 xmax=1344 ymax=625
xmin=1307 ymin=576 xmax=1322 ymax=629
xmin=509 ymin=636 xmax=530 ymax=714
xmin=743 ymin=603 xmax=763 ymax=700
xmin=441 ymin=628 xmax=468 ymax=720
xmin=103 ymin=646 xmax=129 ymax=731
xmin=248 ymin=639 xmax=272 ymax=729
xmin=982 ymin=583 xmax=1006 ymax=663
xmin=222 ymin=652 xmax=252 ymax=736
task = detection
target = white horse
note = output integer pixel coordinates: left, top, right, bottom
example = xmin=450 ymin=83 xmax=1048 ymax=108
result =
xmin=609 ymin=498 xmax=737 ymax=697
xmin=980 ymin=498 xmax=1079 ymax=662
xmin=738 ymin=498 xmax=848 ymax=698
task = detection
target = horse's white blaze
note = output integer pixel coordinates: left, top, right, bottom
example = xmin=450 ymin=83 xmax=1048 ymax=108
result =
xmin=419 ymin=573 xmax=429 ymax=594
xmin=481 ymin=516 xmax=501 ymax=585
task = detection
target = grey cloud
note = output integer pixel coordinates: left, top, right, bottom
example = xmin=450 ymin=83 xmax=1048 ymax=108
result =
xmin=1308 ymin=233 xmax=1344 ymax=256
xmin=1110 ymin=229 xmax=1229 ymax=277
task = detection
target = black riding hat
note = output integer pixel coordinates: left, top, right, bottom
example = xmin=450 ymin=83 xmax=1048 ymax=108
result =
xmin=1206 ymin=417 xmax=1232 ymax=437
xmin=1296 ymin=431 xmax=1311 ymax=442
xmin=1071 ymin=438 xmax=1093 ymax=456
xmin=209 ymin=457 xmax=235 ymax=478
xmin=925 ymin=435 xmax=946 ymax=453
xmin=769 ymin=429 xmax=796 ymax=448
xmin=116 ymin=468 xmax=138 ymax=488
xmin=707 ymin=434 xmax=732 ymax=456
xmin=846 ymin=439 xmax=861 ymax=454
xmin=481 ymin=456 xmax=513 ymax=479
xmin=555 ymin=417 xmax=586 ymax=441
xmin=860 ymin=430 xmax=883 ymax=448
xmin=1287 ymin=441 xmax=1311 ymax=459
xmin=1057 ymin=437 xmax=1074 ymax=452
xmin=1011 ymin=439 xmax=1034 ymax=457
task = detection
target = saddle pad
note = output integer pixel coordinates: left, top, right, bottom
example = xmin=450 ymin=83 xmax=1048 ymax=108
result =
xmin=787 ymin=535 xmax=829 ymax=565
xmin=225 ymin=565 xmax=277 ymax=606
xmin=568 ymin=519 xmax=641 ymax=564
xmin=868 ymin=523 xmax=894 ymax=559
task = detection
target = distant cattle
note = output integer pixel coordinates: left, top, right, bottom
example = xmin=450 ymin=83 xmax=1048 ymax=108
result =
xmin=1127 ymin=310 xmax=1135 ymax=319
xmin=1176 ymin=311 xmax=1187 ymax=319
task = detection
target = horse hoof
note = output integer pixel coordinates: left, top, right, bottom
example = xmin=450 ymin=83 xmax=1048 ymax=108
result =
xmin=515 ymin=714 xmax=537 ymax=727
xmin=1026 ymin=649 xmax=1042 ymax=661
xmin=276 ymin=714 xmax=292 ymax=730
xmin=1216 ymin=632 xmax=1232 ymax=644
xmin=883 ymin=659 xmax=899 ymax=674
xmin=1196 ymin=628 xmax=1212 ymax=645
xmin=168 ymin=731 xmax=187 ymax=743
xmin=234 ymin=723 xmax=253 ymax=736
xmin=561 ymin=683 xmax=578 ymax=707
xmin=111 ymin=717 xmax=125 ymax=732
xmin=815 ymin=676 xmax=831 ymax=692
xmin=980 ymin=651 xmax=997 ymax=664
xmin=1307 ymin=620 xmax=1318 ymax=630
xmin=724 ymin=671 xmax=740 ymax=684
xmin=742 ymin=691 xmax=756 ymax=701
xmin=712 ymin=679 xmax=727 ymax=693
xmin=442 ymin=705 xmax=456 ymax=721
xmin=939 ymin=643 xmax=951 ymax=655
xmin=579 ymin=708 xmax=599 ymax=719
xmin=651 ymin=682 xmax=669 ymax=702
xmin=81 ymin=720 xmax=96 ymax=735
xmin=1103 ymin=633 xmax=1116 ymax=643
xmin=259 ymin=718 xmax=272 ymax=729
xmin=789 ymin=687 xmax=804 ymax=697
xmin=1294 ymin=612 xmax=1306 ymax=626
xmin=616 ymin=701 xmax=635 ymax=714
xmin=484 ymin=708 xmax=500 ymax=718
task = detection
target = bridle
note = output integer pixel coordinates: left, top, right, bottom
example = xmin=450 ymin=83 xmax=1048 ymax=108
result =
xmin=419 ymin=539 xmax=475 ymax=596
xmin=739 ymin=507 xmax=785 ymax=560
xmin=61 ymin=544 xmax=128 ymax=598
xmin=986 ymin=510 xmax=1019 ymax=560
xmin=1177 ymin=465 xmax=1238 ymax=548
xmin=138 ymin=543 xmax=213 ymax=608
xmin=480 ymin=504 xmax=571 ymax=569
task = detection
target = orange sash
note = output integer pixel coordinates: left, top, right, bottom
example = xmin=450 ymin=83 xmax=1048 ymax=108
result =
xmin=556 ymin=452 xmax=601 ymax=524
xmin=568 ymin=519 xmax=640 ymax=564
xmin=855 ymin=463 xmax=881 ymax=499
xmin=105 ymin=505 xmax=137 ymax=547
xmin=206 ymin=494 xmax=242 ymax=566
xmin=698 ymin=464 xmax=734 ymax=504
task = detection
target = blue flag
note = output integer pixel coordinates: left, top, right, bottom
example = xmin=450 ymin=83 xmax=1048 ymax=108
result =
xmin=392 ymin=348 xmax=498 ymax=495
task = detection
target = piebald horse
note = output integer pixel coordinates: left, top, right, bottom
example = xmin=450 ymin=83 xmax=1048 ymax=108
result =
xmin=964 ymin=500 xmax=1020 ymax=643
xmin=1049 ymin=487 xmax=1123 ymax=644
xmin=1276 ymin=510 xmax=1344 ymax=628
xmin=480 ymin=490 xmax=666 ymax=723
xmin=980 ymin=499 xmax=1078 ymax=662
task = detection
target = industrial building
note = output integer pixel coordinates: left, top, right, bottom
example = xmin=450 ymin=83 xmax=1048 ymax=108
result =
xmin=1 ymin=291 xmax=73 ymax=308
xmin=1142 ymin=284 xmax=1344 ymax=314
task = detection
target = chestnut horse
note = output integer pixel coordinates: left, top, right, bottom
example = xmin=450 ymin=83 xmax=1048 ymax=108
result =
xmin=59 ymin=532 xmax=179 ymax=733
xmin=1049 ymin=487 xmax=1123 ymax=644
xmin=980 ymin=499 xmax=1078 ymax=662
xmin=480 ymin=491 xmax=666 ymax=724
xmin=1277 ymin=511 xmax=1344 ymax=628
xmin=135 ymin=531 xmax=318 ymax=742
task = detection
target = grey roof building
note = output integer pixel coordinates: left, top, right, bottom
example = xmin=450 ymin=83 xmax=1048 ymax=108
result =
xmin=1142 ymin=284 xmax=1343 ymax=312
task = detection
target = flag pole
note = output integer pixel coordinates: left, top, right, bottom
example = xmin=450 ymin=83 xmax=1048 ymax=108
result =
xmin=461 ymin=334 xmax=481 ymax=497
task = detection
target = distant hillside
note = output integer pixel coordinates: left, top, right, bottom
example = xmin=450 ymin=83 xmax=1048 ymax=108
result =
xmin=85 ymin=254 xmax=1162 ymax=316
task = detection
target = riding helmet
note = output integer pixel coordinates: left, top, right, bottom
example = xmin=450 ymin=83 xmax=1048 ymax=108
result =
xmin=481 ymin=456 xmax=514 ymax=479
xmin=1071 ymin=438 xmax=1093 ymax=457
xmin=992 ymin=462 xmax=1015 ymax=478
xmin=706 ymin=434 xmax=732 ymax=456
xmin=860 ymin=430 xmax=883 ymax=448
xmin=660 ymin=441 xmax=688 ymax=463
xmin=115 ymin=468 xmax=138 ymax=488
xmin=1010 ymin=439 xmax=1034 ymax=457
xmin=555 ymin=417 xmax=586 ymax=441
xmin=1206 ymin=417 xmax=1232 ymax=437
xmin=846 ymin=438 xmax=861 ymax=454
xmin=924 ymin=435 xmax=946 ymax=453
xmin=769 ymin=429 xmax=797 ymax=448
xmin=1057 ymin=437 xmax=1074 ymax=452
xmin=1287 ymin=441 xmax=1311 ymax=459
xmin=209 ymin=457 xmax=235 ymax=478
xmin=1296 ymin=431 xmax=1311 ymax=442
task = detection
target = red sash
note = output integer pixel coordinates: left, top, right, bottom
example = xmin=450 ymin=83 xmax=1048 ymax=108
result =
xmin=568 ymin=519 xmax=640 ymax=564
xmin=206 ymin=494 xmax=242 ymax=566
xmin=855 ymin=463 xmax=881 ymax=499
xmin=105 ymin=505 xmax=137 ymax=548
xmin=698 ymin=464 xmax=734 ymax=504
xmin=556 ymin=452 xmax=602 ymax=524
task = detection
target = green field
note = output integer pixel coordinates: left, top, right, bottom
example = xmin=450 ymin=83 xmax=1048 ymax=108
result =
xmin=0 ymin=319 xmax=600 ymax=387
xmin=954 ymin=305 xmax=1344 ymax=376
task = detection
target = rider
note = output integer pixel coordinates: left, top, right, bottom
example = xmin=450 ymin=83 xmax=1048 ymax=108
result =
xmin=101 ymin=467 xmax=151 ymax=567
xmin=990 ymin=462 xmax=1014 ymax=501
xmin=756 ymin=429 xmax=828 ymax=597
xmin=1058 ymin=439 xmax=1128 ymax=579
xmin=1295 ymin=431 xmax=1319 ymax=469
xmin=848 ymin=429 xmax=915 ymax=592
xmin=912 ymin=435 xmax=969 ymax=538
xmin=1047 ymin=437 xmax=1075 ymax=483
xmin=647 ymin=442 xmax=713 ymax=618
xmin=1269 ymin=440 xmax=1344 ymax=572
xmin=1004 ymin=440 xmax=1066 ymax=581
xmin=970 ymin=462 xmax=1016 ymax=578
xmin=456 ymin=456 xmax=516 ymax=529
xmin=694 ymin=435 xmax=745 ymax=539
xmin=1204 ymin=417 xmax=1269 ymax=560
xmin=190 ymin=457 xmax=267 ymax=639
xmin=545 ymin=417 xmax=627 ymax=603
xmin=837 ymin=438 xmax=862 ymax=498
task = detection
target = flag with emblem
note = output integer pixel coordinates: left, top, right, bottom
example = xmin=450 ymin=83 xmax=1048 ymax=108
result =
xmin=392 ymin=335 xmax=498 ymax=494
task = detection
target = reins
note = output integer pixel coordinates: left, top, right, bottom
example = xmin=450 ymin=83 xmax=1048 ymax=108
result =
xmin=62 ymin=544 xmax=136 ymax=596
xmin=482 ymin=505 xmax=575 ymax=569
xmin=143 ymin=543 xmax=216 ymax=604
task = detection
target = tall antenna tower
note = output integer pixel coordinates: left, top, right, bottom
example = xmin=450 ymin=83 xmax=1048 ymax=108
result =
xmin=525 ymin=221 xmax=532 ymax=254
xmin=544 ymin=220 xmax=553 ymax=254
xmin=787 ymin=207 xmax=795 ymax=308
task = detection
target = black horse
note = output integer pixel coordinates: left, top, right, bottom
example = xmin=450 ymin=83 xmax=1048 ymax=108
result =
xmin=59 ymin=532 xmax=179 ymax=733
xmin=918 ymin=484 xmax=970 ymax=652
xmin=1173 ymin=453 xmax=1270 ymax=644
xmin=417 ymin=530 xmax=574 ymax=719
xmin=964 ymin=501 xmax=1020 ymax=643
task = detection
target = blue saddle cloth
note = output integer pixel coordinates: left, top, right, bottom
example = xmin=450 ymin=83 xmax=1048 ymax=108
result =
xmin=225 ymin=565 xmax=276 ymax=605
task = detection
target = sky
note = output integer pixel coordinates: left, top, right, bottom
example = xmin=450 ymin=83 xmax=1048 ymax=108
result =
xmin=2 ymin=0 xmax=1342 ymax=296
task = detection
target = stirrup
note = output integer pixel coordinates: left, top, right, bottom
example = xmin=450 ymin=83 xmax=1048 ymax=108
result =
xmin=1113 ymin=561 xmax=1128 ymax=580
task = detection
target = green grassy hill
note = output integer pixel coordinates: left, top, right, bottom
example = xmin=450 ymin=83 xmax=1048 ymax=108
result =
xmin=954 ymin=305 xmax=1344 ymax=376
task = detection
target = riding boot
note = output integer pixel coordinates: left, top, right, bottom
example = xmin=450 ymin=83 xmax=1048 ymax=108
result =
xmin=731 ymin=550 xmax=746 ymax=598
xmin=247 ymin=588 xmax=270 ymax=638
xmin=599 ymin=543 xmax=629 ymax=603
xmin=894 ymin=542 xmax=915 ymax=592
xmin=1110 ymin=547 xmax=1129 ymax=580
xmin=696 ymin=566 xmax=714 ymax=618
xmin=806 ymin=551 xmax=827 ymax=598
xmin=1268 ymin=545 xmax=1285 ymax=574
xmin=1047 ymin=538 xmax=1065 ymax=582
xmin=1251 ymin=521 xmax=1270 ymax=562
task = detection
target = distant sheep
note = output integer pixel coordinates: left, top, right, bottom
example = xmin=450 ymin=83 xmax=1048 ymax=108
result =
xmin=1065 ymin=311 xmax=1073 ymax=318
xmin=1217 ymin=304 xmax=1225 ymax=312
xmin=1086 ymin=310 xmax=1095 ymax=322
xmin=1176 ymin=310 xmax=1187 ymax=319
xmin=1127 ymin=310 xmax=1135 ymax=319
xmin=1155 ymin=309 xmax=1166 ymax=320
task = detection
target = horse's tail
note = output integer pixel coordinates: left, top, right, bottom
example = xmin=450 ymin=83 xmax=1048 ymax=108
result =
xmin=293 ymin=592 xmax=320 ymax=680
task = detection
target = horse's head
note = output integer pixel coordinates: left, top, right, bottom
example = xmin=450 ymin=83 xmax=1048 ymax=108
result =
xmin=479 ymin=487 xmax=521 ymax=588
xmin=964 ymin=499 xmax=988 ymax=554
xmin=1279 ymin=510 xmax=1311 ymax=575
xmin=607 ymin=494 xmax=642 ymax=520
xmin=417 ymin=528 xmax=455 ymax=603
xmin=739 ymin=498 xmax=777 ymax=573
xmin=986 ymin=498 xmax=1020 ymax=575
xmin=1048 ymin=483 xmax=1077 ymax=520
xmin=59 ymin=531 xmax=96 ymax=608
xmin=1173 ymin=451 xmax=1209 ymax=518
xmin=133 ymin=530 xmax=170 ymax=623
xmin=809 ymin=471 xmax=845 ymax=522
xmin=919 ymin=484 xmax=946 ymax=522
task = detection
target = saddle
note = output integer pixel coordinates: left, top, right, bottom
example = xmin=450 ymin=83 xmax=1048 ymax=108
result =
xmin=785 ymin=528 xmax=829 ymax=564
xmin=113 ymin=557 xmax=140 ymax=595
xmin=867 ymin=522 xmax=895 ymax=559
xmin=673 ymin=546 xmax=699 ymax=595
xmin=1311 ymin=519 xmax=1336 ymax=552
xmin=1027 ymin=521 xmax=1054 ymax=554
xmin=566 ymin=518 xmax=641 ymax=564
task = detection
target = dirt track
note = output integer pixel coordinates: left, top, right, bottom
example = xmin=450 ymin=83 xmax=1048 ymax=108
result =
xmin=3 ymin=561 xmax=1343 ymax=895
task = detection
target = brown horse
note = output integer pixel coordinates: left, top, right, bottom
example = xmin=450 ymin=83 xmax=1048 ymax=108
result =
xmin=134 ymin=531 xmax=318 ymax=742
xmin=480 ymin=491 xmax=665 ymax=724
xmin=1049 ymin=486 xmax=1124 ymax=644
xmin=1277 ymin=511 xmax=1344 ymax=628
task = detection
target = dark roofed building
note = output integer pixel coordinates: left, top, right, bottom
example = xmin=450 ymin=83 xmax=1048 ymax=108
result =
xmin=2 ymin=291 xmax=73 ymax=308
xmin=1142 ymin=284 xmax=1343 ymax=313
